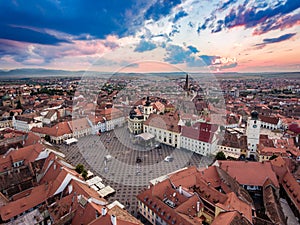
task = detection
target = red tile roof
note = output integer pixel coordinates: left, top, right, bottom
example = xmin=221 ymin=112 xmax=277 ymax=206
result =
xmin=138 ymin=166 xmax=253 ymax=225
xmin=144 ymin=112 xmax=180 ymax=133
xmin=182 ymin=123 xmax=218 ymax=143
xmin=68 ymin=118 xmax=91 ymax=132
xmin=10 ymin=143 xmax=44 ymax=164
xmin=99 ymin=108 xmax=124 ymax=120
xmin=0 ymin=143 xmax=44 ymax=172
xmin=0 ymin=183 xmax=50 ymax=221
xmin=217 ymin=161 xmax=279 ymax=188
xmin=211 ymin=211 xmax=251 ymax=225
xmin=23 ymin=132 xmax=41 ymax=146
xmin=88 ymin=205 xmax=142 ymax=225
xmin=31 ymin=121 xmax=72 ymax=137
xmin=137 ymin=179 xmax=201 ymax=225
xmin=260 ymin=115 xmax=279 ymax=125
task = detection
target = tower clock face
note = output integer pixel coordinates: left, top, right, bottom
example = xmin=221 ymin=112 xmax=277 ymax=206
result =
xmin=253 ymin=125 xmax=257 ymax=128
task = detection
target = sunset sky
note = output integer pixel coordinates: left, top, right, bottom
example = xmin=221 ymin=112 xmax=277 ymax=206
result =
xmin=0 ymin=0 xmax=299 ymax=73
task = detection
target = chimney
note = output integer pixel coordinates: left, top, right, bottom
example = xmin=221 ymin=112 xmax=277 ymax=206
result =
xmin=111 ymin=214 xmax=117 ymax=225
xmin=196 ymin=201 xmax=200 ymax=212
xmin=178 ymin=185 xmax=182 ymax=195
xmin=102 ymin=207 xmax=107 ymax=216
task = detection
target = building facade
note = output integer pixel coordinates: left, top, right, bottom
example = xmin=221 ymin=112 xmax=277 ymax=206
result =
xmin=246 ymin=111 xmax=261 ymax=158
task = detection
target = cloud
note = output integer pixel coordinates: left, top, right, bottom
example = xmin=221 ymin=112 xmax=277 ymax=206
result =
xmin=134 ymin=40 xmax=157 ymax=52
xmin=164 ymin=44 xmax=204 ymax=67
xmin=201 ymin=0 xmax=300 ymax=35
xmin=199 ymin=55 xmax=220 ymax=66
xmin=173 ymin=10 xmax=188 ymax=23
xmin=187 ymin=45 xmax=199 ymax=53
xmin=216 ymin=62 xmax=238 ymax=70
xmin=145 ymin=0 xmax=183 ymax=21
xmin=197 ymin=14 xmax=216 ymax=34
xmin=212 ymin=20 xmax=224 ymax=33
xmin=263 ymin=33 xmax=296 ymax=44
xmin=223 ymin=0 xmax=300 ymax=31
xmin=218 ymin=0 xmax=238 ymax=11
xmin=0 ymin=0 xmax=183 ymax=41
xmin=253 ymin=13 xmax=300 ymax=35
xmin=0 ymin=37 xmax=117 ymax=65
xmin=0 ymin=24 xmax=70 ymax=45
xmin=254 ymin=32 xmax=296 ymax=49
xmin=169 ymin=25 xmax=180 ymax=37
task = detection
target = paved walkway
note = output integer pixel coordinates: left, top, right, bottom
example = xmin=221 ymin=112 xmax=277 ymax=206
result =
xmin=279 ymin=198 xmax=299 ymax=225
xmin=58 ymin=127 xmax=214 ymax=217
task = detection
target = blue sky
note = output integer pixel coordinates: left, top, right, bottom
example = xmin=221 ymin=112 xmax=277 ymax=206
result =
xmin=0 ymin=0 xmax=299 ymax=72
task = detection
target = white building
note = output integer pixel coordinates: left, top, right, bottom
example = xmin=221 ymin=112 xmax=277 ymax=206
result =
xmin=180 ymin=122 xmax=219 ymax=156
xmin=128 ymin=97 xmax=164 ymax=135
xmin=42 ymin=110 xmax=57 ymax=125
xmin=13 ymin=115 xmax=43 ymax=132
xmin=143 ymin=113 xmax=181 ymax=148
xmin=260 ymin=115 xmax=282 ymax=130
xmin=68 ymin=118 xmax=92 ymax=138
xmin=99 ymin=108 xmax=125 ymax=132
xmin=246 ymin=111 xmax=261 ymax=158
xmin=88 ymin=116 xmax=106 ymax=134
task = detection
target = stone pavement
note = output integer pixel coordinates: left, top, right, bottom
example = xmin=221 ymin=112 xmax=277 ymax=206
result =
xmin=58 ymin=126 xmax=214 ymax=217
xmin=280 ymin=198 xmax=299 ymax=225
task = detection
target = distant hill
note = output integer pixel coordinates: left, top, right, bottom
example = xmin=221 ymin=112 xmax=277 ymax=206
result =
xmin=0 ymin=68 xmax=299 ymax=79
xmin=0 ymin=68 xmax=89 ymax=78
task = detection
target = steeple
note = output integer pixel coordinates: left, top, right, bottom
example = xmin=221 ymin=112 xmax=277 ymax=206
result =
xmin=184 ymin=74 xmax=189 ymax=91
xmin=145 ymin=96 xmax=151 ymax=106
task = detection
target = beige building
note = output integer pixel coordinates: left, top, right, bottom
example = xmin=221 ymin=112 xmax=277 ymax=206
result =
xmin=143 ymin=112 xmax=181 ymax=148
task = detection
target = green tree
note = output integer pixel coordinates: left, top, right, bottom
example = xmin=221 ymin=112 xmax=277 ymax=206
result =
xmin=269 ymin=155 xmax=278 ymax=160
xmin=215 ymin=151 xmax=226 ymax=160
xmin=44 ymin=135 xmax=51 ymax=142
xmin=82 ymin=169 xmax=88 ymax=180
xmin=75 ymin=164 xmax=84 ymax=174
xmin=16 ymin=100 xmax=22 ymax=109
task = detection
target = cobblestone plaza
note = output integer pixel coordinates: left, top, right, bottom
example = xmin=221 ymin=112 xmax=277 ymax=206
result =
xmin=58 ymin=126 xmax=214 ymax=217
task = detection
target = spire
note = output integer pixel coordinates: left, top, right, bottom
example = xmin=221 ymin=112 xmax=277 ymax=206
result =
xmin=145 ymin=96 xmax=151 ymax=106
xmin=184 ymin=73 xmax=189 ymax=91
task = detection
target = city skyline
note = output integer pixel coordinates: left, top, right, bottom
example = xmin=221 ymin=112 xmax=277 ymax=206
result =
xmin=0 ymin=0 xmax=300 ymax=73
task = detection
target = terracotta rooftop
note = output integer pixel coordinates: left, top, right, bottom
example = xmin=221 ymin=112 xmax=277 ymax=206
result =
xmin=137 ymin=176 xmax=205 ymax=225
xmin=0 ymin=143 xmax=44 ymax=172
xmin=260 ymin=115 xmax=280 ymax=125
xmin=144 ymin=112 xmax=180 ymax=133
xmin=0 ymin=183 xmax=50 ymax=221
xmin=211 ymin=211 xmax=252 ymax=225
xmin=181 ymin=122 xmax=218 ymax=143
xmin=138 ymin=166 xmax=253 ymax=225
xmin=217 ymin=160 xmax=279 ymax=188
xmin=68 ymin=118 xmax=91 ymax=132
xmin=88 ymin=205 xmax=142 ymax=225
xmin=31 ymin=121 xmax=72 ymax=137
xmin=257 ymin=145 xmax=288 ymax=157
xmin=23 ymin=132 xmax=41 ymax=146
xmin=99 ymin=108 xmax=124 ymax=120
xmin=262 ymin=179 xmax=286 ymax=225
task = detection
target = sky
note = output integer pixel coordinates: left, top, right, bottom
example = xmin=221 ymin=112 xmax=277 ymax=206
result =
xmin=0 ymin=0 xmax=299 ymax=73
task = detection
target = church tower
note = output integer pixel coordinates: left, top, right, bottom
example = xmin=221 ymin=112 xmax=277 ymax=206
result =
xmin=246 ymin=110 xmax=261 ymax=158
xmin=183 ymin=74 xmax=189 ymax=91
xmin=143 ymin=96 xmax=153 ymax=121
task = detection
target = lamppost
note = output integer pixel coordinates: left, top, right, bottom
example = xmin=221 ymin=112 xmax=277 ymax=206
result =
xmin=104 ymin=159 xmax=108 ymax=173
xmin=136 ymin=163 xmax=140 ymax=175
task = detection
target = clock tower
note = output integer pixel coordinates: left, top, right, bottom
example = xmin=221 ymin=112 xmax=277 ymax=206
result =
xmin=246 ymin=110 xmax=261 ymax=158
